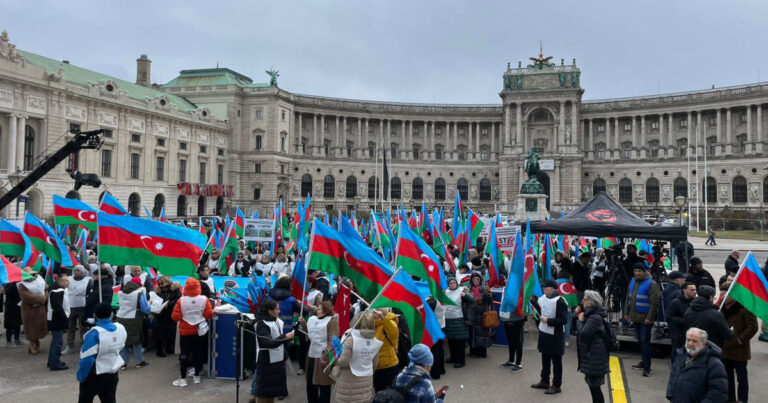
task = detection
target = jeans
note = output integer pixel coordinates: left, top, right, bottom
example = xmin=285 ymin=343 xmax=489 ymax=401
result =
xmin=48 ymin=330 xmax=64 ymax=368
xmin=6 ymin=327 xmax=20 ymax=342
xmin=634 ymin=322 xmax=652 ymax=370
xmin=250 ymin=368 xmax=259 ymax=395
xmin=119 ymin=343 xmax=144 ymax=365
xmin=723 ymin=359 xmax=749 ymax=402
xmin=705 ymin=235 xmax=716 ymax=245
xmin=503 ymin=320 xmax=524 ymax=365
xmin=564 ymin=310 xmax=573 ymax=341
xmin=540 ymin=353 xmax=563 ymax=387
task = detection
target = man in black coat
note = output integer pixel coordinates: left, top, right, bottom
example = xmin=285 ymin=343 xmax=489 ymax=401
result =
xmin=666 ymin=282 xmax=696 ymax=363
xmin=724 ymin=250 xmax=740 ymax=275
xmin=666 ymin=327 xmax=728 ymax=403
xmin=622 ymin=244 xmax=646 ymax=283
xmin=531 ymin=280 xmax=569 ymax=395
xmin=683 ymin=285 xmax=733 ymax=348
xmin=674 ymin=241 xmax=694 ymax=274
xmin=84 ymin=268 xmax=114 ymax=322
xmin=687 ymin=257 xmax=715 ymax=291
xmin=48 ymin=274 xmax=71 ymax=371
xmin=663 ymin=271 xmax=686 ymax=310
xmin=571 ymin=252 xmax=593 ymax=300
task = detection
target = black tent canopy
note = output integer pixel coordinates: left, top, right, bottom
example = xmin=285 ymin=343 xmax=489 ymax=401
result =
xmin=529 ymin=192 xmax=687 ymax=241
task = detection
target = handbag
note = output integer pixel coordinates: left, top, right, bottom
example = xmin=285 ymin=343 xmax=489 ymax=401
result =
xmin=322 ymin=358 xmax=341 ymax=381
xmin=482 ymin=303 xmax=500 ymax=329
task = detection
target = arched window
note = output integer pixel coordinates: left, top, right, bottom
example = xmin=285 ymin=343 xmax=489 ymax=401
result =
xmin=645 ymin=178 xmax=659 ymax=203
xmin=301 ymin=174 xmax=312 ymax=197
xmin=177 ymin=195 xmax=187 ymax=217
xmin=152 ymin=193 xmax=165 ymax=217
xmin=197 ymin=196 xmax=205 ymax=216
xmin=368 ymin=176 xmax=378 ymax=199
xmin=732 ymin=176 xmax=747 ymax=204
xmin=593 ymin=178 xmax=606 ymax=195
xmin=457 ymin=178 xmax=468 ymax=200
xmin=703 ymin=177 xmax=716 ymax=203
xmin=412 ymin=178 xmax=423 ymax=200
xmin=346 ymin=176 xmax=357 ymax=198
xmin=674 ymin=177 xmax=687 ymax=199
xmin=435 ymin=178 xmax=446 ymax=201
xmin=619 ymin=178 xmax=632 ymax=203
xmin=128 ymin=193 xmax=141 ymax=217
xmin=323 ymin=175 xmax=335 ymax=198
xmin=65 ymin=190 xmax=81 ymax=200
xmin=23 ymin=125 xmax=35 ymax=170
xmin=480 ymin=178 xmax=491 ymax=201
xmin=391 ymin=177 xmax=401 ymax=200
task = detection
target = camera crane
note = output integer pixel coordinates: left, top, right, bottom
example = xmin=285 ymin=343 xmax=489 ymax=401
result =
xmin=0 ymin=128 xmax=104 ymax=212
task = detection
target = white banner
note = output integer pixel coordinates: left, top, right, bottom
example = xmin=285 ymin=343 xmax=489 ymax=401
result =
xmin=243 ymin=218 xmax=274 ymax=242
xmin=479 ymin=217 xmax=491 ymax=237
xmin=497 ymin=225 xmax=520 ymax=252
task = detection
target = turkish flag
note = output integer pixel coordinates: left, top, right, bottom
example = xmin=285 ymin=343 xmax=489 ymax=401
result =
xmin=335 ymin=282 xmax=351 ymax=335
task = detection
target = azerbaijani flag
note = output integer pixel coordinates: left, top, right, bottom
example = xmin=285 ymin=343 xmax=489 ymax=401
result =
xmin=501 ymin=221 xmax=543 ymax=317
xmin=235 ymin=207 xmax=245 ymax=239
xmin=291 ymin=251 xmax=308 ymax=300
xmin=98 ymin=212 xmax=207 ymax=277
xmin=1 ymin=218 xmax=41 ymax=269
xmin=602 ymin=237 xmax=619 ymax=249
xmin=556 ymin=278 xmax=578 ymax=307
xmin=395 ymin=223 xmax=454 ymax=305
xmin=370 ymin=210 xmax=391 ymax=251
xmin=486 ymin=221 xmax=503 ymax=287
xmin=219 ymin=222 xmax=239 ymax=273
xmin=98 ymin=192 xmax=129 ymax=215
xmin=158 ymin=207 xmax=167 ymax=223
xmin=723 ymin=252 xmax=768 ymax=323
xmin=24 ymin=212 xmax=76 ymax=267
xmin=0 ymin=255 xmax=33 ymax=285
xmin=53 ymin=195 xmax=98 ymax=231
xmin=466 ymin=207 xmax=485 ymax=246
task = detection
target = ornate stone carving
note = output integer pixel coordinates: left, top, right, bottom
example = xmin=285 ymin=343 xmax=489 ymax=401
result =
xmin=198 ymin=131 xmax=210 ymax=144
xmin=337 ymin=183 xmax=344 ymax=196
xmin=663 ymin=186 xmax=671 ymax=200
xmin=26 ymin=96 xmax=45 ymax=115
xmin=65 ymin=105 xmax=87 ymax=122
xmin=314 ymin=182 xmax=321 ymax=196
xmin=403 ymin=186 xmax=410 ymax=198
xmin=0 ymin=89 xmax=13 ymax=108
xmin=720 ymin=185 xmax=728 ymax=200
xmin=176 ymin=128 xmax=190 ymax=140
xmin=565 ymin=126 xmax=572 ymax=144
xmin=0 ymin=31 xmax=25 ymax=67
xmin=521 ymin=148 xmax=544 ymax=194
xmin=216 ymin=136 xmax=227 ymax=147
xmin=153 ymin=123 xmax=169 ymax=137
xmin=533 ymin=138 xmax=548 ymax=151
xmin=750 ymin=184 xmax=759 ymax=201
xmin=493 ymin=187 xmax=499 ymax=201
xmin=98 ymin=112 xmax=118 ymax=128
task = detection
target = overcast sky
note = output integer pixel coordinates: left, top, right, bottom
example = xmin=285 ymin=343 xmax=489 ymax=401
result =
xmin=4 ymin=0 xmax=767 ymax=104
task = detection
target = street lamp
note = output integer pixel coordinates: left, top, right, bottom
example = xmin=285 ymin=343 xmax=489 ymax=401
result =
xmin=7 ymin=170 xmax=26 ymax=219
xmin=675 ymin=195 xmax=689 ymax=272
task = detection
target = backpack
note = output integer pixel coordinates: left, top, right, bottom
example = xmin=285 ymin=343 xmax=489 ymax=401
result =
xmin=371 ymin=374 xmax=424 ymax=403
xmin=601 ymin=317 xmax=618 ymax=351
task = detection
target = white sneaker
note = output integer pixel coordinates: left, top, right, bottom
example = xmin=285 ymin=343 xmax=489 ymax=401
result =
xmin=172 ymin=378 xmax=188 ymax=387
xmin=61 ymin=346 xmax=74 ymax=355
xmin=193 ymin=376 xmax=201 ymax=384
xmin=6 ymin=341 xmax=15 ymax=348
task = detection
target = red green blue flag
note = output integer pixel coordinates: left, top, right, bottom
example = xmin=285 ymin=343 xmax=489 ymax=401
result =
xmin=556 ymin=278 xmax=578 ymax=307
xmin=98 ymin=193 xmax=129 ymax=215
xmin=53 ymin=195 xmax=98 ymax=231
xmin=235 ymin=207 xmax=245 ymax=239
xmin=395 ymin=223 xmax=454 ymax=305
xmin=24 ymin=212 xmax=76 ymax=267
xmin=0 ymin=254 xmax=33 ymax=285
xmin=723 ymin=252 xmax=768 ymax=323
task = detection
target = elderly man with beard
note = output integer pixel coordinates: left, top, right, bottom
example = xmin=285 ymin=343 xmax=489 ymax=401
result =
xmin=666 ymin=327 xmax=728 ymax=403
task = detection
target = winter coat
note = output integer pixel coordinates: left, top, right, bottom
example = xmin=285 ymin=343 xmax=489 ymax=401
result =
xmin=571 ymin=261 xmax=592 ymax=292
xmin=666 ymin=342 xmax=728 ymax=403
xmin=662 ymin=283 xmax=681 ymax=311
xmin=688 ymin=268 xmax=716 ymax=291
xmin=3 ymin=282 xmax=22 ymax=330
xmin=268 ymin=285 xmax=304 ymax=314
xmin=335 ymin=328 xmax=380 ymax=403
xmin=666 ymin=293 xmax=694 ymax=348
xmin=374 ymin=312 xmax=400 ymax=370
xmin=116 ymin=281 xmax=149 ymax=346
xmin=625 ymin=271 xmax=660 ymax=323
xmin=444 ymin=291 xmax=474 ymax=340
xmin=18 ymin=278 xmax=48 ymax=340
xmin=576 ymin=306 xmax=609 ymax=376
xmin=48 ymin=288 xmax=69 ymax=332
xmin=536 ymin=295 xmax=569 ymax=356
xmin=468 ymin=286 xmax=494 ymax=348
xmin=254 ymin=312 xmax=292 ymax=398
xmin=721 ymin=300 xmax=758 ymax=361
xmin=683 ymin=296 xmax=733 ymax=348
xmin=154 ymin=282 xmax=182 ymax=324
xmin=171 ymin=278 xmax=214 ymax=336
xmin=301 ymin=315 xmax=339 ymax=386
xmin=84 ymin=275 xmax=114 ymax=319
xmin=724 ymin=255 xmax=740 ymax=274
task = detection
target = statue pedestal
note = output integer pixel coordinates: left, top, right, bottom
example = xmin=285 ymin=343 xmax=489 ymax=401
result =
xmin=516 ymin=193 xmax=549 ymax=222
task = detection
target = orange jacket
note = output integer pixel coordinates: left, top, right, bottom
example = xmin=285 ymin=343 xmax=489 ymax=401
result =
xmin=171 ymin=278 xmax=214 ymax=336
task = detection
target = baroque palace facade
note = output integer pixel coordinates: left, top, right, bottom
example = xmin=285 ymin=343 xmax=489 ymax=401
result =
xmin=1 ymin=30 xmax=767 ymax=220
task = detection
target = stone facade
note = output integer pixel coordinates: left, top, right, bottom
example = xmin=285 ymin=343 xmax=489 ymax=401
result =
xmin=1 ymin=30 xmax=767 ymax=220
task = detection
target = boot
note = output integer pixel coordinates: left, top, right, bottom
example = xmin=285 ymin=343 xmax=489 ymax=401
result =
xmin=29 ymin=340 xmax=39 ymax=355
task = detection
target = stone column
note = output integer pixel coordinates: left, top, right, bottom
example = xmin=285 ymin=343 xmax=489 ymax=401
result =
xmin=668 ymin=114 xmax=674 ymax=157
xmin=297 ymin=113 xmax=302 ymax=151
xmin=379 ymin=120 xmax=384 ymax=157
xmin=726 ymin=108 xmax=732 ymax=154
xmin=659 ymin=114 xmax=665 ymax=155
xmin=757 ymin=105 xmax=763 ymax=153
xmin=638 ymin=116 xmax=646 ymax=157
xmin=408 ymin=121 xmax=413 ymax=159
xmin=559 ymin=101 xmax=566 ymax=148
xmin=364 ymin=118 xmax=370 ymax=158
xmin=7 ymin=114 xmax=17 ymax=171
xmin=613 ymin=117 xmax=619 ymax=155
xmin=516 ymin=104 xmax=522 ymax=146
xmin=587 ymin=119 xmax=594 ymax=160
xmin=423 ymin=121 xmax=428 ymax=158
xmin=696 ymin=111 xmax=703 ymax=156
xmin=17 ymin=116 xmax=26 ymax=170
xmin=631 ymin=116 xmax=637 ymax=157
xmin=605 ymin=117 xmax=612 ymax=159
xmin=452 ymin=122 xmax=458 ymax=161
xmin=342 ymin=117 xmax=348 ymax=157
xmin=475 ymin=122 xmax=480 ymax=159
xmin=504 ymin=105 xmax=511 ymax=147
xmin=357 ymin=118 xmax=363 ymax=158
xmin=334 ymin=116 xmax=340 ymax=156
xmin=747 ymin=105 xmax=753 ymax=154
xmin=491 ymin=122 xmax=496 ymax=160
xmin=570 ymin=102 xmax=577 ymax=146
xmin=427 ymin=121 xmax=433 ymax=160
xmin=386 ymin=119 xmax=391 ymax=158
xmin=316 ymin=114 xmax=324 ymax=156
xmin=401 ymin=121 xmax=406 ymax=159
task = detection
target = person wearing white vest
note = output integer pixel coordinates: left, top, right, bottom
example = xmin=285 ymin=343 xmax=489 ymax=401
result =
xmin=115 ymin=276 xmax=150 ymax=369
xmin=334 ymin=310 xmax=383 ymax=403
xmin=298 ymin=300 xmax=339 ymax=403
xmin=64 ymin=265 xmax=92 ymax=355
xmin=47 ymin=274 xmax=71 ymax=371
xmin=253 ymin=299 xmax=295 ymax=403
xmin=443 ymin=277 xmax=474 ymax=369
xmin=171 ymin=277 xmax=214 ymax=387
xmin=531 ymin=280 xmax=569 ymax=395
xmin=77 ymin=302 xmax=127 ymax=403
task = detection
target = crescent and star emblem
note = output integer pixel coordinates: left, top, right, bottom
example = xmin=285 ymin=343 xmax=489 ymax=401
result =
xmin=419 ymin=253 xmax=435 ymax=272
xmin=76 ymin=210 xmax=96 ymax=221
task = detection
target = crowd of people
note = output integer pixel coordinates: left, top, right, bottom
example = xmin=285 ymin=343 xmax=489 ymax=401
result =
xmin=1 ymin=226 xmax=768 ymax=403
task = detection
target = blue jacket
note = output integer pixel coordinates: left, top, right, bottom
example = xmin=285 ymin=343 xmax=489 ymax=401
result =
xmin=77 ymin=318 xmax=117 ymax=382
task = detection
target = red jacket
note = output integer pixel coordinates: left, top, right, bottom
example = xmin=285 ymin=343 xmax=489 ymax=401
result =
xmin=171 ymin=278 xmax=214 ymax=336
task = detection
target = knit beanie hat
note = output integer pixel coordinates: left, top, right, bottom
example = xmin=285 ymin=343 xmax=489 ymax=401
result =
xmin=131 ymin=276 xmax=143 ymax=286
xmin=408 ymin=344 xmax=434 ymax=367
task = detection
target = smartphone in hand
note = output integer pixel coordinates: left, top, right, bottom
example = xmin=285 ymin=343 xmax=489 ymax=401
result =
xmin=436 ymin=385 xmax=449 ymax=399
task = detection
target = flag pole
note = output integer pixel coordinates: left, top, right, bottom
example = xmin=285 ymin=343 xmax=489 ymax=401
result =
xmin=348 ymin=266 xmax=403 ymax=332
xmin=96 ymin=212 xmax=103 ymax=303
xmin=298 ymin=250 xmax=310 ymax=319
xmin=718 ymin=251 xmax=750 ymax=311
